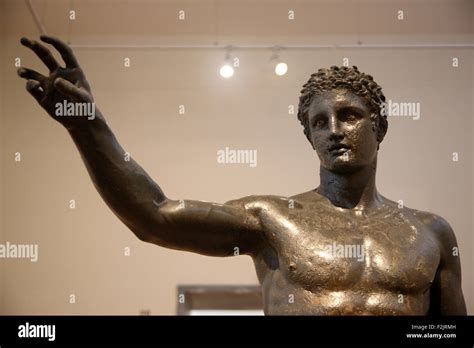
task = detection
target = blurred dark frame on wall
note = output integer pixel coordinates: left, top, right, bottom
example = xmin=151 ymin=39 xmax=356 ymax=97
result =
xmin=177 ymin=285 xmax=263 ymax=315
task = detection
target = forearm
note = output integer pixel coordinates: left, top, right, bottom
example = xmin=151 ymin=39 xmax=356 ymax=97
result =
xmin=67 ymin=109 xmax=167 ymax=236
xmin=66 ymin=110 xmax=262 ymax=254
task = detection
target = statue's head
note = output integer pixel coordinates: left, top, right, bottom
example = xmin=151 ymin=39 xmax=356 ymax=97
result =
xmin=297 ymin=66 xmax=388 ymax=173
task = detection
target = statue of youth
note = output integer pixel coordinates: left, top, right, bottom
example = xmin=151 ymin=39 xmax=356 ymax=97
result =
xmin=17 ymin=36 xmax=467 ymax=315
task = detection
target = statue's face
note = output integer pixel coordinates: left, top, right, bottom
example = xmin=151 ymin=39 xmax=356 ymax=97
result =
xmin=308 ymin=89 xmax=378 ymax=173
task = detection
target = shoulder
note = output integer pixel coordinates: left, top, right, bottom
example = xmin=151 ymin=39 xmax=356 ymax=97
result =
xmin=226 ymin=191 xmax=324 ymax=215
xmin=377 ymin=197 xmax=459 ymax=256
xmin=413 ymin=210 xmax=459 ymax=256
xmin=225 ymin=194 xmax=293 ymax=211
xmin=225 ymin=195 xmax=290 ymax=207
xmin=379 ymin=197 xmax=454 ymax=239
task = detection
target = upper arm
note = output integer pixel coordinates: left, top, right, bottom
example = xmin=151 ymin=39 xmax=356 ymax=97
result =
xmin=139 ymin=196 xmax=265 ymax=257
xmin=423 ymin=213 xmax=467 ymax=315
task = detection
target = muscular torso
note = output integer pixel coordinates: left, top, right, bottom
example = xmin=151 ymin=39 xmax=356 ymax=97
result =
xmin=250 ymin=191 xmax=441 ymax=315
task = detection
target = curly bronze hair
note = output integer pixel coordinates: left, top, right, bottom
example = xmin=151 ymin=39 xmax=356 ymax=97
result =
xmin=297 ymin=66 xmax=388 ymax=145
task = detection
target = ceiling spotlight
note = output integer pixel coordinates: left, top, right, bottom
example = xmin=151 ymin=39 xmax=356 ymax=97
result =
xmin=270 ymin=46 xmax=288 ymax=76
xmin=275 ymin=62 xmax=288 ymax=76
xmin=220 ymin=46 xmax=235 ymax=78
xmin=219 ymin=64 xmax=234 ymax=78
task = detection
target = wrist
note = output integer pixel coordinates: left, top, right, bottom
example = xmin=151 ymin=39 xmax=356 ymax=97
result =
xmin=65 ymin=107 xmax=107 ymax=133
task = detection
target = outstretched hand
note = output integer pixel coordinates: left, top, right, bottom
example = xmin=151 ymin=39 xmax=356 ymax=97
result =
xmin=18 ymin=35 xmax=96 ymax=129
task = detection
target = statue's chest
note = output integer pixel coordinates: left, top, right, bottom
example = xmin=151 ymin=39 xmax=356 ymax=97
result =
xmin=261 ymin=208 xmax=440 ymax=293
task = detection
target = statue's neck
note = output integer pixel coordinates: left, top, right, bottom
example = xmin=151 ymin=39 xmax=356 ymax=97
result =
xmin=317 ymin=159 xmax=382 ymax=210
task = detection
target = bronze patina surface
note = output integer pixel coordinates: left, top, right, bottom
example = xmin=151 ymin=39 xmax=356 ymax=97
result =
xmin=18 ymin=36 xmax=467 ymax=315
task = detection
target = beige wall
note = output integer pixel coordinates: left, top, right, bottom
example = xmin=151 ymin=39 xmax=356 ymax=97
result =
xmin=0 ymin=0 xmax=472 ymax=314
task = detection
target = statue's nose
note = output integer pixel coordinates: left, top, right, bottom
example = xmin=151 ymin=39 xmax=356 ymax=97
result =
xmin=328 ymin=115 xmax=344 ymax=141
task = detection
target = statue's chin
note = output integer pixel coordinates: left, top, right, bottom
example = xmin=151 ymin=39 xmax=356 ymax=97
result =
xmin=322 ymin=160 xmax=365 ymax=174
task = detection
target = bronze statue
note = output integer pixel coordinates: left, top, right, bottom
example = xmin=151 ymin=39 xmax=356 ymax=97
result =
xmin=17 ymin=35 xmax=467 ymax=315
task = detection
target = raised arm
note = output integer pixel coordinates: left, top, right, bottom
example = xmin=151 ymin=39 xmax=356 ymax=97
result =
xmin=18 ymin=36 xmax=265 ymax=257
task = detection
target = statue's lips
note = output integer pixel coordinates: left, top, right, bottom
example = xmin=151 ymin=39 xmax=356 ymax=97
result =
xmin=328 ymin=144 xmax=350 ymax=154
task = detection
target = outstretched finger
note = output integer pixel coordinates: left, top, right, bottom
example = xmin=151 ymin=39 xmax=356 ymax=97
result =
xmin=40 ymin=35 xmax=79 ymax=68
xmin=17 ymin=67 xmax=46 ymax=84
xmin=26 ymin=79 xmax=44 ymax=103
xmin=20 ymin=37 xmax=59 ymax=72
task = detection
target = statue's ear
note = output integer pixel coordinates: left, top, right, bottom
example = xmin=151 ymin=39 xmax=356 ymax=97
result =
xmin=377 ymin=116 xmax=388 ymax=143
xmin=372 ymin=113 xmax=388 ymax=144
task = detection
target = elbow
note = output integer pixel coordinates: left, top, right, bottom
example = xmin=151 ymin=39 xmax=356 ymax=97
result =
xmin=120 ymin=218 xmax=154 ymax=243
xmin=127 ymin=220 xmax=169 ymax=245
xmin=116 ymin=202 xmax=171 ymax=244
xmin=129 ymin=223 xmax=156 ymax=243
xmin=134 ymin=230 xmax=152 ymax=243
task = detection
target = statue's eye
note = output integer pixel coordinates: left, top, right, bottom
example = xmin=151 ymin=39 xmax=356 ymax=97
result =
xmin=341 ymin=113 xmax=358 ymax=123
xmin=314 ymin=118 xmax=326 ymax=128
